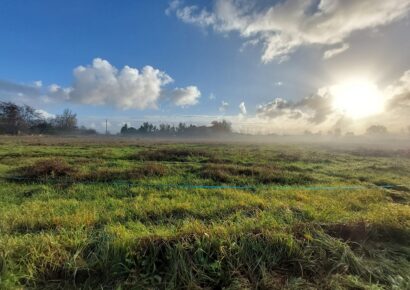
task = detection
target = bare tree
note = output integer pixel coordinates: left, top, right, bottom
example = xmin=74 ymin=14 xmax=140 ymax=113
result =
xmin=54 ymin=109 xmax=78 ymax=131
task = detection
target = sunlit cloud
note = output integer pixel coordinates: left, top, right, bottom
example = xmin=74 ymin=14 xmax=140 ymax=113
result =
xmin=65 ymin=59 xmax=201 ymax=109
xmin=168 ymin=0 xmax=410 ymax=62
xmin=169 ymin=86 xmax=201 ymax=107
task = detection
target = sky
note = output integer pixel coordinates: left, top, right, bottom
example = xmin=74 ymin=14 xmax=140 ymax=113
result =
xmin=1 ymin=0 xmax=410 ymax=134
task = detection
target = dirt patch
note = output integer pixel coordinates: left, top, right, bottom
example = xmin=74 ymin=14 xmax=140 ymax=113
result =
xmin=323 ymin=222 xmax=368 ymax=241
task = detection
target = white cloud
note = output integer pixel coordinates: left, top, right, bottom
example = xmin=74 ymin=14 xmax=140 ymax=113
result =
xmin=47 ymin=84 xmax=71 ymax=101
xmin=68 ymin=58 xmax=173 ymax=109
xmin=170 ymin=86 xmax=201 ymax=107
xmin=33 ymin=81 xmax=43 ymax=88
xmin=323 ymin=43 xmax=350 ymax=59
xmin=257 ymin=98 xmax=305 ymax=120
xmin=165 ymin=0 xmax=181 ymax=15
xmin=219 ymin=100 xmax=229 ymax=112
xmin=35 ymin=109 xmax=55 ymax=119
xmin=169 ymin=0 xmax=410 ymax=62
xmin=209 ymin=92 xmax=216 ymax=100
xmin=39 ymin=58 xmax=200 ymax=110
xmin=173 ymin=3 xmax=215 ymax=26
xmin=239 ymin=101 xmax=246 ymax=114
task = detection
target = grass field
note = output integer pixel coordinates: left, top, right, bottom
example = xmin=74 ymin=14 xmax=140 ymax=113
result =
xmin=0 ymin=137 xmax=409 ymax=289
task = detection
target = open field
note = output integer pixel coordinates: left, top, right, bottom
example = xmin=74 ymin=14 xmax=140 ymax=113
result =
xmin=0 ymin=136 xmax=409 ymax=289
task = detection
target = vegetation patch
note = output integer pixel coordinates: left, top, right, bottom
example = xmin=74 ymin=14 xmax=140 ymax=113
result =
xmin=200 ymin=164 xmax=314 ymax=185
xmin=77 ymin=163 xmax=168 ymax=181
xmin=17 ymin=159 xmax=76 ymax=179
xmin=349 ymin=148 xmax=410 ymax=158
xmin=133 ymin=148 xmax=217 ymax=162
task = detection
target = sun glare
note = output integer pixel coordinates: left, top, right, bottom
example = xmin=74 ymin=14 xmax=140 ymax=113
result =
xmin=330 ymin=79 xmax=384 ymax=118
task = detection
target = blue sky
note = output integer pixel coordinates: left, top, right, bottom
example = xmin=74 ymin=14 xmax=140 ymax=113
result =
xmin=1 ymin=0 xmax=410 ymax=134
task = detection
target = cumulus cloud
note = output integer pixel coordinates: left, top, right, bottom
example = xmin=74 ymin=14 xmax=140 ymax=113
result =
xmin=257 ymin=98 xmax=304 ymax=120
xmin=66 ymin=58 xmax=173 ymax=109
xmin=257 ymin=92 xmax=333 ymax=124
xmin=169 ymin=86 xmax=201 ymax=107
xmin=47 ymin=84 xmax=72 ymax=101
xmin=40 ymin=58 xmax=200 ymax=109
xmin=219 ymin=101 xmax=229 ymax=112
xmin=168 ymin=0 xmax=410 ymax=62
xmin=239 ymin=101 xmax=246 ymax=114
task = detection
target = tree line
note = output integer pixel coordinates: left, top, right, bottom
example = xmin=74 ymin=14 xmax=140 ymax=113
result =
xmin=1 ymin=100 xmax=405 ymax=137
xmin=0 ymin=101 xmax=96 ymax=135
xmin=120 ymin=120 xmax=232 ymax=137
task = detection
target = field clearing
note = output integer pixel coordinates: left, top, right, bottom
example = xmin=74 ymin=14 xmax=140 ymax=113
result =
xmin=0 ymin=137 xmax=409 ymax=289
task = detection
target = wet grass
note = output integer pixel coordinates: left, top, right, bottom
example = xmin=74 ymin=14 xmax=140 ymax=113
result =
xmin=0 ymin=137 xmax=409 ymax=289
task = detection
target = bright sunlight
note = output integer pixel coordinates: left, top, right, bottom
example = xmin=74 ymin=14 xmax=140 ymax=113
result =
xmin=330 ymin=79 xmax=385 ymax=118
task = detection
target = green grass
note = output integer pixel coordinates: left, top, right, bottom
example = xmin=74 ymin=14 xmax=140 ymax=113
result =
xmin=0 ymin=137 xmax=409 ymax=289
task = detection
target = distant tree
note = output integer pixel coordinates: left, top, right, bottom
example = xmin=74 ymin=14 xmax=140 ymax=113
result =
xmin=138 ymin=122 xmax=157 ymax=134
xmin=210 ymin=120 xmax=232 ymax=134
xmin=30 ymin=121 xmax=55 ymax=134
xmin=54 ymin=109 xmax=77 ymax=132
xmin=120 ymin=124 xmax=128 ymax=134
xmin=0 ymin=101 xmax=40 ymax=134
xmin=77 ymin=126 xmax=97 ymax=135
xmin=178 ymin=123 xmax=187 ymax=134
xmin=366 ymin=125 xmax=388 ymax=135
xmin=120 ymin=124 xmax=139 ymax=135
xmin=128 ymin=127 xmax=138 ymax=134
xmin=0 ymin=102 xmax=95 ymax=136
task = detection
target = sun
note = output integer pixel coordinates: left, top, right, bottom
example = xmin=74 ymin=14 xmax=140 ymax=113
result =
xmin=330 ymin=79 xmax=385 ymax=118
